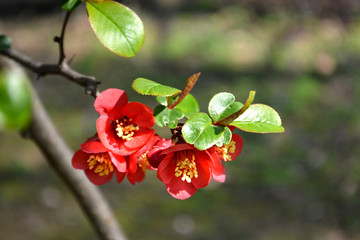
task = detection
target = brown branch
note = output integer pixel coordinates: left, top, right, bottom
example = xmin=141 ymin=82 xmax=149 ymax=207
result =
xmin=0 ymin=48 xmax=100 ymax=97
xmin=54 ymin=11 xmax=72 ymax=65
xmin=23 ymin=78 xmax=128 ymax=240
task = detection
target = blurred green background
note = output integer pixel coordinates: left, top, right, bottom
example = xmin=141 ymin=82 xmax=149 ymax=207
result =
xmin=1 ymin=0 xmax=360 ymax=239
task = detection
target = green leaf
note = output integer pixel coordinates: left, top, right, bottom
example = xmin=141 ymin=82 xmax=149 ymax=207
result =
xmin=174 ymin=94 xmax=199 ymax=117
xmin=132 ymin=78 xmax=181 ymax=97
xmin=0 ymin=66 xmax=32 ymax=130
xmin=182 ymin=113 xmax=225 ymax=150
xmin=154 ymin=105 xmax=184 ymax=129
xmin=86 ymin=0 xmax=144 ymax=57
xmin=215 ymin=90 xmax=256 ymax=125
xmin=230 ymin=104 xmax=284 ymax=133
xmin=0 ymin=35 xmax=12 ymax=50
xmin=217 ymin=126 xmax=232 ymax=146
xmin=61 ymin=0 xmax=81 ymax=12
xmin=208 ymin=92 xmax=243 ymax=122
xmin=156 ymin=96 xmax=168 ymax=106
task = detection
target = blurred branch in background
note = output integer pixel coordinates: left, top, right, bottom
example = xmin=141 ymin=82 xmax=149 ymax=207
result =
xmin=23 ymin=68 xmax=127 ymax=240
xmin=0 ymin=48 xmax=99 ymax=97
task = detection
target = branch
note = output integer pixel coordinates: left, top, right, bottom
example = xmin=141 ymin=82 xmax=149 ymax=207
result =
xmin=23 ymin=79 xmax=128 ymax=240
xmin=0 ymin=48 xmax=100 ymax=97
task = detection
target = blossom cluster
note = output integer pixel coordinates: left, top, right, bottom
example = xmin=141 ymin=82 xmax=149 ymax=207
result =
xmin=72 ymin=89 xmax=243 ymax=199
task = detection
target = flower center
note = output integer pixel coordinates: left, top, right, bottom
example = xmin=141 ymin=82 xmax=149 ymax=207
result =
xmin=87 ymin=153 xmax=114 ymax=176
xmin=175 ymin=151 xmax=198 ymax=183
xmin=217 ymin=141 xmax=236 ymax=161
xmin=115 ymin=117 xmax=139 ymax=141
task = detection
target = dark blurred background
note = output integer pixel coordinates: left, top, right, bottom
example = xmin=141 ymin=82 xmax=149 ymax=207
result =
xmin=1 ymin=0 xmax=360 ymax=239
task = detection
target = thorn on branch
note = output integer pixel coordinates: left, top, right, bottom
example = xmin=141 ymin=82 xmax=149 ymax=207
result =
xmin=85 ymin=80 xmax=101 ymax=98
xmin=53 ymin=36 xmax=61 ymax=43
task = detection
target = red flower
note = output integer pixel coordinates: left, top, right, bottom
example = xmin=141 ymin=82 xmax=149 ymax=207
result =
xmin=214 ymin=133 xmax=243 ymax=162
xmin=72 ymin=135 xmax=127 ymax=185
xmin=147 ymin=137 xmax=173 ymax=169
xmin=94 ymin=89 xmax=155 ymax=155
xmin=125 ymin=135 xmax=172 ymax=184
xmin=157 ymin=143 xmax=224 ymax=200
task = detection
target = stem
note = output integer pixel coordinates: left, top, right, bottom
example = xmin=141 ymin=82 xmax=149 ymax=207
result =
xmin=25 ymin=81 xmax=127 ymax=240
xmin=55 ymin=11 xmax=72 ymax=65
xmin=168 ymin=72 xmax=200 ymax=109
xmin=0 ymin=48 xmax=100 ymax=97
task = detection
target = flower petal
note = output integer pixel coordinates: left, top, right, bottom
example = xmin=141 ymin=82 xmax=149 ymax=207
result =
xmin=166 ymin=178 xmax=197 ymax=200
xmin=127 ymin=166 xmax=145 ymax=185
xmin=161 ymin=143 xmax=194 ymax=155
xmin=123 ymin=128 xmax=155 ymax=149
xmin=94 ymin=88 xmax=128 ymax=117
xmin=229 ymin=134 xmax=243 ymax=161
xmin=131 ymin=134 xmax=160 ymax=158
xmin=97 ymin=116 xmax=138 ymax=155
xmin=85 ymin=169 xmax=114 ymax=185
xmin=207 ymin=148 xmax=226 ymax=183
xmin=81 ymin=140 xmax=107 ymax=153
xmin=109 ymin=152 xmax=127 ymax=173
xmin=148 ymin=137 xmax=172 ymax=169
xmin=157 ymin=153 xmax=176 ymax=184
xmin=192 ymin=151 xmax=212 ymax=189
xmin=121 ymin=102 xmax=154 ymax=128
xmin=72 ymin=150 xmax=90 ymax=170
xmin=115 ymin=171 xmax=126 ymax=183
xmin=128 ymin=154 xmax=138 ymax=175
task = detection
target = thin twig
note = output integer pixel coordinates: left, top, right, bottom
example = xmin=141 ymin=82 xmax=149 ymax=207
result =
xmin=0 ymin=48 xmax=100 ymax=97
xmin=55 ymin=11 xmax=72 ymax=65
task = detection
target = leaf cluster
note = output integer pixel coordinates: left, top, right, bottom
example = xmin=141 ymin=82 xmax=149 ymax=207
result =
xmin=132 ymin=74 xmax=284 ymax=151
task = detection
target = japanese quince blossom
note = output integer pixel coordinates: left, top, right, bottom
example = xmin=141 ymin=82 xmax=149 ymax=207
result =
xmin=156 ymin=143 xmax=223 ymax=200
xmin=94 ymin=88 xmax=155 ymax=156
xmin=156 ymin=134 xmax=243 ymax=200
xmin=72 ymin=135 xmax=127 ymax=185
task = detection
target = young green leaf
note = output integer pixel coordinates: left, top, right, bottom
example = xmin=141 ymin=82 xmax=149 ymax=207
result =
xmin=156 ymin=96 xmax=168 ymax=106
xmin=173 ymin=94 xmax=199 ymax=117
xmin=182 ymin=113 xmax=225 ymax=150
xmin=154 ymin=105 xmax=184 ymax=129
xmin=132 ymin=78 xmax=181 ymax=97
xmin=208 ymin=92 xmax=243 ymax=122
xmin=0 ymin=35 xmax=12 ymax=50
xmin=86 ymin=0 xmax=144 ymax=57
xmin=230 ymin=104 xmax=284 ymax=133
xmin=0 ymin=66 xmax=32 ymax=130
xmin=215 ymin=90 xmax=255 ymax=126
xmin=221 ymin=126 xmax=232 ymax=145
xmin=61 ymin=0 xmax=81 ymax=12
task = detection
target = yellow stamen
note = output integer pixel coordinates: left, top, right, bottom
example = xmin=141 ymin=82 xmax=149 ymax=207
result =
xmin=217 ymin=141 xmax=236 ymax=161
xmin=87 ymin=153 xmax=114 ymax=176
xmin=175 ymin=151 xmax=198 ymax=183
xmin=115 ymin=118 xmax=139 ymax=141
xmin=138 ymin=152 xmax=150 ymax=173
